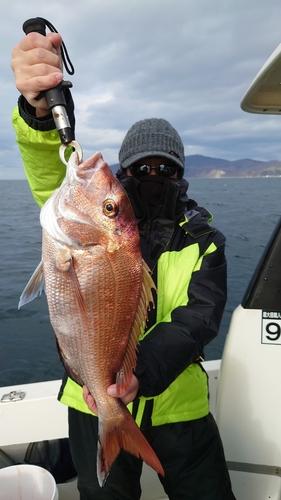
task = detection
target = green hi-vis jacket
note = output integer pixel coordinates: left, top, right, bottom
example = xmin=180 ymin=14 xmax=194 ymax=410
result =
xmin=13 ymin=102 xmax=227 ymax=429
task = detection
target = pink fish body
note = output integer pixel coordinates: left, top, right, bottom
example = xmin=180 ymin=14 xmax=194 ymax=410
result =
xmin=19 ymin=142 xmax=164 ymax=485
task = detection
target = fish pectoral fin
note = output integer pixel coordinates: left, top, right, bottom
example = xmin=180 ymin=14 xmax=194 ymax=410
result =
xmin=56 ymin=249 xmax=87 ymax=314
xmin=55 ymin=248 xmax=73 ymax=272
xmin=115 ymin=260 xmax=156 ymax=396
xmin=18 ymin=261 xmax=45 ymax=309
xmin=67 ymin=256 xmax=87 ymax=314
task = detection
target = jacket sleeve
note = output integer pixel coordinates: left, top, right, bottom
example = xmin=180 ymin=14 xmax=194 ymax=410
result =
xmin=12 ymin=92 xmax=75 ymax=207
xmin=134 ymin=231 xmax=227 ymax=397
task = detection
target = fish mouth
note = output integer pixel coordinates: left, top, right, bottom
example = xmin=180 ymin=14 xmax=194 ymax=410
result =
xmin=76 ymin=152 xmax=106 ymax=183
xmin=60 ymin=142 xmax=107 ymax=188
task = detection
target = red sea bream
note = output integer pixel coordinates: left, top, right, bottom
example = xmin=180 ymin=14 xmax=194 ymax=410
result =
xmin=19 ymin=141 xmax=164 ymax=486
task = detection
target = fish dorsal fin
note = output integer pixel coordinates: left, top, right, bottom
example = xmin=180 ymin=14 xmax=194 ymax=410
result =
xmin=18 ymin=261 xmax=45 ymax=309
xmin=116 ymin=260 xmax=156 ymax=395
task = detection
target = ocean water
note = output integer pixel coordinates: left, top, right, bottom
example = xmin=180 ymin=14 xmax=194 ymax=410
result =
xmin=0 ymin=177 xmax=280 ymax=387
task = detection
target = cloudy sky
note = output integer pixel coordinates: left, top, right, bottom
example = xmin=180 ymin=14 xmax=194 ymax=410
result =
xmin=2 ymin=0 xmax=281 ymax=179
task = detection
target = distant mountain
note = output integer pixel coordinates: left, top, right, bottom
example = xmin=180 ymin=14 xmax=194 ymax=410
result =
xmin=184 ymin=155 xmax=281 ymax=178
xmin=110 ymin=154 xmax=281 ymax=178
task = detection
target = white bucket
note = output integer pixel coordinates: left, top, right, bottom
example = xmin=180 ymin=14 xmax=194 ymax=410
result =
xmin=0 ymin=464 xmax=59 ymax=500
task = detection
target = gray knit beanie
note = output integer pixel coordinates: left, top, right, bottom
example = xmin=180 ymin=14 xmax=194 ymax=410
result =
xmin=118 ymin=118 xmax=185 ymax=178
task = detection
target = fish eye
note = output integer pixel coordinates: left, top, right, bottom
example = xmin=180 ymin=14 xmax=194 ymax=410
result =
xmin=103 ymin=199 xmax=119 ymax=217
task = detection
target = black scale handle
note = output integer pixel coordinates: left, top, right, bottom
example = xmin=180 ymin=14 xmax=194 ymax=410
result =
xmin=23 ymin=18 xmax=74 ymax=145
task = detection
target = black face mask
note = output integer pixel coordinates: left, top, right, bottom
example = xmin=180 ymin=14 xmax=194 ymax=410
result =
xmin=138 ymin=175 xmax=167 ymax=213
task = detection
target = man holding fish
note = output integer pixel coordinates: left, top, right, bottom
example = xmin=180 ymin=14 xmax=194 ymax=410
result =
xmin=11 ymin=31 xmax=236 ymax=500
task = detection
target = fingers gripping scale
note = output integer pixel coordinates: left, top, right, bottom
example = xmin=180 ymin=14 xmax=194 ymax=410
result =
xmin=23 ymin=18 xmax=74 ymax=145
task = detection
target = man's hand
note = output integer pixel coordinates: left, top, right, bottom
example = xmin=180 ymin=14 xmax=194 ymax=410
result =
xmin=107 ymin=374 xmax=140 ymax=405
xmin=11 ymin=32 xmax=63 ymax=116
xmin=83 ymin=374 xmax=140 ymax=414
xmin=83 ymin=386 xmax=98 ymax=414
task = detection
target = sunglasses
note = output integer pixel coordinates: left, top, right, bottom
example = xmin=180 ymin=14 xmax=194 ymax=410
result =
xmin=129 ymin=164 xmax=178 ymax=178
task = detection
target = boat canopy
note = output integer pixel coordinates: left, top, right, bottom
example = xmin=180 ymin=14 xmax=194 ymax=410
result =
xmin=241 ymin=43 xmax=281 ymax=114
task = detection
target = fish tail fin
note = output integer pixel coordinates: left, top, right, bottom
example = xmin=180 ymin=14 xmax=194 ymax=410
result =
xmin=97 ymin=407 xmax=164 ymax=487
